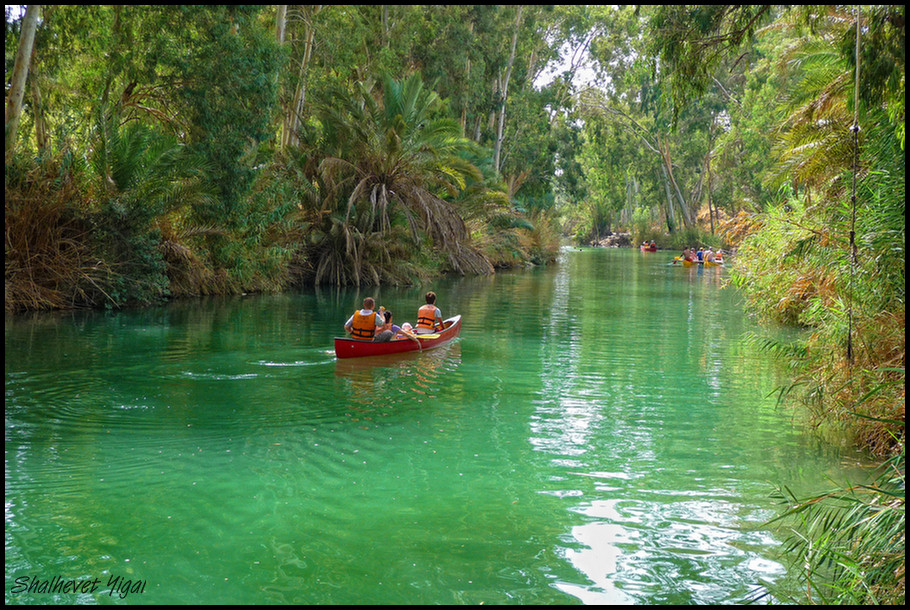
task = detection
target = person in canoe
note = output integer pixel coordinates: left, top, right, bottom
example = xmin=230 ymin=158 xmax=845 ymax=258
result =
xmin=374 ymin=310 xmax=420 ymax=342
xmin=344 ymin=297 xmax=384 ymax=340
xmin=415 ymin=291 xmax=443 ymax=334
xmin=372 ymin=310 xmax=400 ymax=342
xmin=674 ymin=247 xmax=693 ymax=264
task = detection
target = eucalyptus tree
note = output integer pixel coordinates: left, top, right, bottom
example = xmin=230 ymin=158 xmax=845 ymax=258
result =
xmin=5 ymin=4 xmax=39 ymax=156
xmin=647 ymin=5 xmax=776 ymax=123
xmin=578 ymin=6 xmax=713 ymax=233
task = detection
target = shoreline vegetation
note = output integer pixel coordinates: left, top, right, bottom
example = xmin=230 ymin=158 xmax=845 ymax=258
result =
xmin=5 ymin=5 xmax=902 ymax=604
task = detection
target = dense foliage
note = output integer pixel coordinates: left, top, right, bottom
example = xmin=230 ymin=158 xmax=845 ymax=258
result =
xmin=643 ymin=5 xmax=904 ymax=604
xmin=5 ymin=5 xmax=904 ymax=603
xmin=6 ymin=5 xmax=578 ymax=308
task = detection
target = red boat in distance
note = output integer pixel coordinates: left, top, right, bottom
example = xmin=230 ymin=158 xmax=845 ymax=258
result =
xmin=640 ymin=244 xmax=657 ymax=252
xmin=334 ymin=315 xmax=462 ymax=359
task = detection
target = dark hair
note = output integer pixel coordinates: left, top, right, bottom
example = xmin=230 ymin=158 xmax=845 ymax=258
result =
xmin=425 ymin=291 xmax=436 ymax=304
xmin=383 ymin=310 xmax=392 ymax=323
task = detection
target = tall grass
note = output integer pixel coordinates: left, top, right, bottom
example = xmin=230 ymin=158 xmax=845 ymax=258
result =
xmin=763 ymin=446 xmax=904 ymax=605
xmin=730 ymin=113 xmax=904 ymax=456
xmin=733 ymin=107 xmax=904 ymax=605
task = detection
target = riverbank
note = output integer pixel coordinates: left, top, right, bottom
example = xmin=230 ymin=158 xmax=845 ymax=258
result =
xmin=4 ymin=149 xmax=560 ymax=315
xmin=589 ymin=232 xmax=633 ymax=248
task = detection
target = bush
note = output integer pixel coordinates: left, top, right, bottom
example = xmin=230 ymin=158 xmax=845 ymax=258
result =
xmin=5 ymin=153 xmax=114 ymax=311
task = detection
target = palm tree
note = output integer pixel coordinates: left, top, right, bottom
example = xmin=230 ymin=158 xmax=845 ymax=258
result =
xmin=766 ymin=34 xmax=855 ymax=194
xmin=89 ymin=119 xmax=215 ymax=303
xmin=307 ymin=74 xmax=493 ymax=285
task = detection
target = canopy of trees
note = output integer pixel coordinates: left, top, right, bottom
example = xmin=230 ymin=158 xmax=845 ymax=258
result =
xmin=5 ymin=5 xmax=905 ymax=603
xmin=5 ymin=5 xmax=582 ymax=306
xmin=8 ymin=5 xmax=900 ymax=288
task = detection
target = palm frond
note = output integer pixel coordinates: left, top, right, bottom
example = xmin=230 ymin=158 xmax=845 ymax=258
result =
xmin=306 ymin=73 xmax=495 ymax=284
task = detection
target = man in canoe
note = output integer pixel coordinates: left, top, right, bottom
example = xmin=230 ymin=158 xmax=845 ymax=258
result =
xmin=344 ymin=297 xmax=384 ymax=340
xmin=415 ymin=291 xmax=443 ymax=334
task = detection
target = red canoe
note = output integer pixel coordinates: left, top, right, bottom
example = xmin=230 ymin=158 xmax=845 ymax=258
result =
xmin=640 ymin=245 xmax=657 ymax=252
xmin=334 ymin=315 xmax=462 ymax=359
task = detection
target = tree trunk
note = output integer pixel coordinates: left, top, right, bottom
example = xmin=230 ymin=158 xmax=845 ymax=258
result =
xmin=660 ymin=165 xmax=676 ymax=233
xmin=382 ymin=6 xmax=390 ymax=47
xmin=26 ymin=36 xmax=48 ymax=154
xmin=282 ymin=6 xmax=321 ymax=150
xmin=5 ymin=5 xmax=40 ymax=157
xmin=275 ymin=5 xmax=287 ymax=43
xmin=706 ymin=152 xmax=715 ymax=234
xmin=460 ymin=20 xmax=474 ymax=137
xmin=30 ymin=75 xmax=48 ymax=154
xmin=658 ymin=138 xmax=695 ymax=229
xmin=494 ymin=5 xmax=522 ymax=176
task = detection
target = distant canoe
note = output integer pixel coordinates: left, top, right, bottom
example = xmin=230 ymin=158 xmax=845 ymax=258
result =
xmin=334 ymin=315 xmax=462 ymax=359
xmin=640 ymin=245 xmax=657 ymax=252
xmin=673 ymin=257 xmax=723 ymax=267
xmin=673 ymin=256 xmax=697 ymax=266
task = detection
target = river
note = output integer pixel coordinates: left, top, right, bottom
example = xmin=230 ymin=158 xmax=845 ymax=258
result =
xmin=5 ymin=247 xmax=866 ymax=604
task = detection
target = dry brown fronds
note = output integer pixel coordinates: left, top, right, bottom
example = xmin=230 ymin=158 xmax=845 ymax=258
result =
xmin=776 ymin=268 xmax=839 ymax=316
xmin=5 ymin=160 xmax=113 ymax=312
xmin=852 ymin=310 xmax=906 ymax=455
xmin=156 ymin=217 xmax=224 ymax=296
xmin=717 ymin=209 xmax=763 ymax=247
xmin=804 ymin=307 xmax=906 ymax=457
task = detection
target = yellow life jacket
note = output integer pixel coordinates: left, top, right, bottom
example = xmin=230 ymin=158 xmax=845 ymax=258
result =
xmin=416 ymin=304 xmax=439 ymax=330
xmin=350 ymin=310 xmax=377 ymax=339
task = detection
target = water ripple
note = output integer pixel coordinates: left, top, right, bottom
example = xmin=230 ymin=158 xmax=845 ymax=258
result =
xmin=5 ymin=251 xmax=862 ymax=605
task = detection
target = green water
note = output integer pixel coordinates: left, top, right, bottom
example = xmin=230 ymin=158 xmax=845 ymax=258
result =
xmin=5 ymin=248 xmax=865 ymax=604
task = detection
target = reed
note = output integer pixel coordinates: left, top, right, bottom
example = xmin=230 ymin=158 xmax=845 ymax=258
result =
xmin=764 ymin=448 xmax=905 ymax=605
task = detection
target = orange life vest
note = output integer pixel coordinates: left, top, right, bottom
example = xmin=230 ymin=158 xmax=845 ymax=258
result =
xmin=416 ymin=304 xmax=439 ymax=330
xmin=350 ymin=310 xmax=377 ymax=339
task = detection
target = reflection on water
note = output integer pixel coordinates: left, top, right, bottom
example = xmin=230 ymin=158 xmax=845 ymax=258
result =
xmin=333 ymin=343 xmax=464 ymax=426
xmin=5 ymin=249 xmax=866 ymax=604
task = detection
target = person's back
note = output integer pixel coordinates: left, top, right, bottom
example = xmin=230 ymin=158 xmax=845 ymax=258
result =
xmin=345 ymin=297 xmax=383 ymax=340
xmin=415 ymin=291 xmax=442 ymax=334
